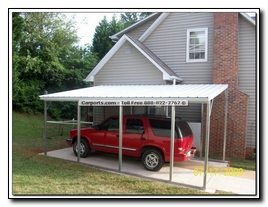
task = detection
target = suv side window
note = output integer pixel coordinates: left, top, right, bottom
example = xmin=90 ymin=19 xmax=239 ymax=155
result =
xmin=149 ymin=119 xmax=178 ymax=138
xmin=100 ymin=117 xmax=119 ymax=131
xmin=126 ymin=119 xmax=144 ymax=134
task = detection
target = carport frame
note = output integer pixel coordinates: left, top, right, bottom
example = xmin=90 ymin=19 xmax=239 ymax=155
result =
xmin=40 ymin=84 xmax=228 ymax=190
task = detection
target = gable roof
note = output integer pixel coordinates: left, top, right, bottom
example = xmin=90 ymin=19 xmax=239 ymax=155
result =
xmin=84 ymin=34 xmax=182 ymax=83
xmin=109 ymin=13 xmax=162 ymax=42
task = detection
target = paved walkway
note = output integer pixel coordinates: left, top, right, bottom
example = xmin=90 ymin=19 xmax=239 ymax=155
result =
xmin=40 ymin=147 xmax=257 ymax=195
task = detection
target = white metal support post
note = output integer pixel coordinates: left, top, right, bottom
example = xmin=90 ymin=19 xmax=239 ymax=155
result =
xmin=223 ymin=89 xmax=228 ymax=161
xmin=77 ymin=103 xmax=81 ymax=163
xmin=200 ymin=103 xmax=204 ymax=158
xmin=44 ymin=100 xmax=48 ymax=156
xmin=43 ymin=91 xmax=51 ymax=156
xmin=203 ymin=100 xmax=213 ymax=189
xmin=169 ymin=105 xmax=175 ymax=182
xmin=119 ymin=104 xmax=123 ymax=171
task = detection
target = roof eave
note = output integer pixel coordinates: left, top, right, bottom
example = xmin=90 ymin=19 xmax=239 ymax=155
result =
xmin=109 ymin=13 xmax=160 ymax=42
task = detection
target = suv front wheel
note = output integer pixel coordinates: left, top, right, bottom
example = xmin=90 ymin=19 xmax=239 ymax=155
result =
xmin=73 ymin=138 xmax=90 ymax=158
xmin=142 ymin=149 xmax=164 ymax=171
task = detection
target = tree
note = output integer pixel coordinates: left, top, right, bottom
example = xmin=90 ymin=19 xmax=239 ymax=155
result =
xmin=91 ymin=13 xmax=153 ymax=61
xmin=139 ymin=12 xmax=153 ymax=19
xmin=12 ymin=12 xmax=25 ymax=101
xmin=59 ymin=44 xmax=98 ymax=90
xmin=12 ymin=12 xmax=98 ymax=118
xmin=109 ymin=15 xmax=124 ymax=37
xmin=120 ymin=12 xmax=153 ymax=28
xmin=18 ymin=13 xmax=78 ymax=76
xmin=92 ymin=15 xmax=123 ymax=61
xmin=120 ymin=12 xmax=139 ymax=28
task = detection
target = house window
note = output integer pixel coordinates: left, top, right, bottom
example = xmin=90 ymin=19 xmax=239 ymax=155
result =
xmin=186 ymin=28 xmax=208 ymax=62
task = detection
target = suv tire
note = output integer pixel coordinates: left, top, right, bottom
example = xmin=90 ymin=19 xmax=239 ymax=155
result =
xmin=73 ymin=138 xmax=90 ymax=158
xmin=142 ymin=149 xmax=164 ymax=171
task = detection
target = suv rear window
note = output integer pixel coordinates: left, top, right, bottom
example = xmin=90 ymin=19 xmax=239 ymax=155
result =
xmin=176 ymin=121 xmax=193 ymax=137
xmin=149 ymin=119 xmax=178 ymax=138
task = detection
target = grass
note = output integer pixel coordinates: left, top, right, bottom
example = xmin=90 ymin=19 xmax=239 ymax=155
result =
xmin=11 ymin=111 xmax=255 ymax=196
xmin=227 ymin=157 xmax=256 ymax=171
xmin=195 ymin=151 xmax=256 ymax=171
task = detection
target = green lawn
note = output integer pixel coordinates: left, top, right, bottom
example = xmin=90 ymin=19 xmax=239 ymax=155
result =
xmin=11 ymin=111 xmax=255 ymax=196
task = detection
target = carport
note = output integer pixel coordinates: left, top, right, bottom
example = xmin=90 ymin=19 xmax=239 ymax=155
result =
xmin=39 ymin=84 xmax=228 ymax=190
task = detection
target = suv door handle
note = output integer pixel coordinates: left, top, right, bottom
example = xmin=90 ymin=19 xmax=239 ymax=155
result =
xmin=140 ymin=137 xmax=146 ymax=140
xmin=116 ymin=135 xmax=119 ymax=138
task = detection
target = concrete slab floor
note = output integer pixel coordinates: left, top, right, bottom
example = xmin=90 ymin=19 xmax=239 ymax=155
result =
xmin=39 ymin=147 xmax=256 ymax=195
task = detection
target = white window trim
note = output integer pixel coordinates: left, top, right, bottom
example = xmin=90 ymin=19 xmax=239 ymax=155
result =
xmin=186 ymin=28 xmax=208 ymax=63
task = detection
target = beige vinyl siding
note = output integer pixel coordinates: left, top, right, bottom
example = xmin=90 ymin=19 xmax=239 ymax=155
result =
xmin=175 ymin=104 xmax=201 ymax=122
xmin=93 ymin=41 xmax=166 ymax=123
xmin=93 ymin=106 xmax=132 ymax=125
xmin=238 ymin=15 xmax=256 ymax=149
xmin=142 ymin=12 xmax=214 ymax=122
xmin=143 ymin=12 xmax=214 ymax=84
xmin=94 ymin=41 xmax=166 ymax=85
xmin=93 ymin=106 xmax=105 ymax=125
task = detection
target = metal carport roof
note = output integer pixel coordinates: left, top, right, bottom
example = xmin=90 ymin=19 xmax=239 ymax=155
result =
xmin=39 ymin=84 xmax=228 ymax=103
xmin=39 ymin=84 xmax=228 ymax=191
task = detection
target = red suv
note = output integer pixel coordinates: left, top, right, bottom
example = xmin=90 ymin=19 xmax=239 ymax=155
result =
xmin=66 ymin=115 xmax=196 ymax=171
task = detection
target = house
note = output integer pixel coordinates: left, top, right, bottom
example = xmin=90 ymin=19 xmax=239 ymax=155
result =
xmin=84 ymin=12 xmax=256 ymax=159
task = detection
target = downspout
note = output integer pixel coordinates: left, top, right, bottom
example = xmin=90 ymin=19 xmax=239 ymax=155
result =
xmin=170 ymin=76 xmax=183 ymax=84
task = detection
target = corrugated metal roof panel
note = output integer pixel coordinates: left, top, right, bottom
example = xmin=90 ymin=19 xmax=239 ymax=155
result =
xmin=39 ymin=84 xmax=228 ymax=103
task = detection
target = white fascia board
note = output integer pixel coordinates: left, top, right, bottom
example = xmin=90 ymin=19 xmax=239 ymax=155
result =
xmin=39 ymin=84 xmax=228 ymax=104
xmin=139 ymin=13 xmax=170 ymax=42
xmin=83 ymin=75 xmax=94 ymax=82
xmin=240 ymin=12 xmax=256 ymax=26
xmin=84 ymin=36 xmax=128 ymax=82
xmin=125 ymin=35 xmax=180 ymax=82
xmin=40 ymin=97 xmax=209 ymax=103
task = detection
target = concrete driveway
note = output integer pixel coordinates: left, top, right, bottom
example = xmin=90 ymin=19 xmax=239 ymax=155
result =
xmin=40 ymin=147 xmax=256 ymax=195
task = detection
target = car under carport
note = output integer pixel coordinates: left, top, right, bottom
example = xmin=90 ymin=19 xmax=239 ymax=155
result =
xmin=39 ymin=84 xmax=229 ymax=190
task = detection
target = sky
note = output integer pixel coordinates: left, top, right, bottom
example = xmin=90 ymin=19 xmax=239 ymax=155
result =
xmin=67 ymin=12 xmax=121 ymax=46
